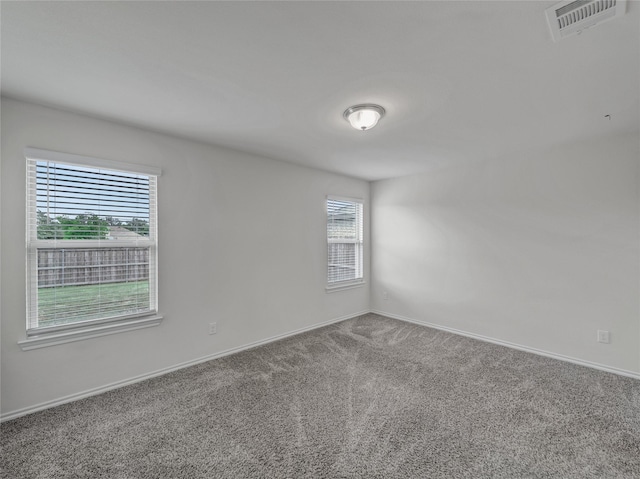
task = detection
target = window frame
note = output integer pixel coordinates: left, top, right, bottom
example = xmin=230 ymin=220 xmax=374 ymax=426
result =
xmin=325 ymin=195 xmax=365 ymax=292
xmin=20 ymin=147 xmax=162 ymax=350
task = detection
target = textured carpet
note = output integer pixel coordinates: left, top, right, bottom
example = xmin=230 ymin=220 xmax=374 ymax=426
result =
xmin=2 ymin=313 xmax=640 ymax=478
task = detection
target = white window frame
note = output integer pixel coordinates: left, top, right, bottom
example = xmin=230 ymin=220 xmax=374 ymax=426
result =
xmin=326 ymin=195 xmax=365 ymax=292
xmin=20 ymin=148 xmax=163 ymax=350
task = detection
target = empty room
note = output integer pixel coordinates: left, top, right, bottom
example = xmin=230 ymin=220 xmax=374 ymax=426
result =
xmin=1 ymin=1 xmax=639 ymax=478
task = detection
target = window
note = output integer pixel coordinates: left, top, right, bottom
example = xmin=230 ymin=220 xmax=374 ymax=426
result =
xmin=327 ymin=196 xmax=364 ymax=288
xmin=25 ymin=148 xmax=161 ymax=339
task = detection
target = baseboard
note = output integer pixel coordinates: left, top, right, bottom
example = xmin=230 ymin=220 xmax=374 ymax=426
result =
xmin=371 ymin=309 xmax=640 ymax=381
xmin=6 ymin=308 xmax=636 ymax=422
xmin=1 ymin=310 xmax=368 ymax=422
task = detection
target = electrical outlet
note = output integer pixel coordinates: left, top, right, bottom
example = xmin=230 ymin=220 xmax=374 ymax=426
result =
xmin=382 ymin=291 xmax=389 ymax=300
xmin=209 ymin=322 xmax=217 ymax=335
xmin=597 ymin=330 xmax=610 ymax=344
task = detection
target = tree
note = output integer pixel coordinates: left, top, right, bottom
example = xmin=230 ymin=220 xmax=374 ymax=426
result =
xmin=105 ymin=216 xmax=122 ymax=226
xmin=57 ymin=214 xmax=109 ymax=240
xmin=37 ymin=210 xmax=62 ymax=239
xmin=38 ymin=211 xmax=115 ymax=240
xmin=123 ymin=217 xmax=149 ymax=236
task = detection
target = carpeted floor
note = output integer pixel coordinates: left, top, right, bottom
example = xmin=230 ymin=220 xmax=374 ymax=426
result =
xmin=2 ymin=313 xmax=640 ymax=478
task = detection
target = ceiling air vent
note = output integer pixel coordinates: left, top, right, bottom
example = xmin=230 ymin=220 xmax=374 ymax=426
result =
xmin=545 ymin=0 xmax=626 ymax=42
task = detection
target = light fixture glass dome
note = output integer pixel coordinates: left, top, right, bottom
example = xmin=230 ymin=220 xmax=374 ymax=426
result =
xmin=343 ymin=104 xmax=385 ymax=131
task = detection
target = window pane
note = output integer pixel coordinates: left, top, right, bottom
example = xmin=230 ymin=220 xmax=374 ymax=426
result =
xmin=328 ymin=243 xmax=358 ymax=283
xmin=38 ymin=281 xmax=150 ymax=328
xmin=327 ymin=197 xmax=363 ymax=285
xmin=27 ymin=156 xmax=158 ymax=332
xmin=35 ymin=161 xmax=151 ymax=240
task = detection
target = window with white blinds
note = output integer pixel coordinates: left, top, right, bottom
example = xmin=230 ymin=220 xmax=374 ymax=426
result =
xmin=26 ymin=148 xmax=160 ymax=335
xmin=327 ymin=196 xmax=364 ymax=287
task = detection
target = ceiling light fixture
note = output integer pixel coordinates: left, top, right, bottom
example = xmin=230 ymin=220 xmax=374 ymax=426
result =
xmin=343 ymin=104 xmax=385 ymax=131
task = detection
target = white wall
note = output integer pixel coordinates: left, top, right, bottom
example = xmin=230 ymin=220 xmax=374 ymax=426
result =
xmin=2 ymin=97 xmax=637 ymax=419
xmin=372 ymin=132 xmax=640 ymax=374
xmin=0 ymin=98 xmax=370 ymax=417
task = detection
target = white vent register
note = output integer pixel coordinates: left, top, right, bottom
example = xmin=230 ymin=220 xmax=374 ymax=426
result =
xmin=545 ymin=0 xmax=626 ymax=42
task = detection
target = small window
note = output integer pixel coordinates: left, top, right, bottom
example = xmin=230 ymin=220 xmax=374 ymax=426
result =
xmin=26 ymin=148 xmax=161 ymax=336
xmin=327 ymin=196 xmax=364 ymax=288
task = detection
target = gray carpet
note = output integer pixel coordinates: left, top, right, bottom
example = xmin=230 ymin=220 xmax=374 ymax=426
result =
xmin=2 ymin=313 xmax=640 ymax=478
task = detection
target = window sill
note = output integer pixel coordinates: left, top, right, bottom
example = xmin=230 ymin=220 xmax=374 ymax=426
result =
xmin=18 ymin=315 xmax=163 ymax=351
xmin=326 ymin=281 xmax=366 ymax=293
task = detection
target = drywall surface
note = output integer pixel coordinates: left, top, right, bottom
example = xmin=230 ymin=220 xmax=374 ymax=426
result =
xmin=0 ymin=98 xmax=370 ymax=416
xmin=371 ymin=132 xmax=640 ymax=373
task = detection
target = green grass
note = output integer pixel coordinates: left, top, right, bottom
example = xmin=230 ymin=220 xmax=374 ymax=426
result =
xmin=38 ymin=280 xmax=149 ymax=328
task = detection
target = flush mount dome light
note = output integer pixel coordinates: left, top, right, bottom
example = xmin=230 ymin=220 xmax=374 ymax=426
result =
xmin=343 ymin=104 xmax=385 ymax=131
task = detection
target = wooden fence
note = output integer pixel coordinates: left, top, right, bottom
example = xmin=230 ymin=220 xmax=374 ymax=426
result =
xmin=37 ymin=248 xmax=149 ymax=288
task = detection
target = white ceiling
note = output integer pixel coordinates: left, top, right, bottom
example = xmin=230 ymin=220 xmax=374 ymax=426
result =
xmin=2 ymin=1 xmax=638 ymax=181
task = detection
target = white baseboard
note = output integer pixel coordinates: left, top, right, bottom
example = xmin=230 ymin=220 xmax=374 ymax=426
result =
xmin=1 ymin=310 xmax=368 ymax=422
xmin=5 ymin=308 xmax=637 ymax=422
xmin=371 ymin=309 xmax=640 ymax=381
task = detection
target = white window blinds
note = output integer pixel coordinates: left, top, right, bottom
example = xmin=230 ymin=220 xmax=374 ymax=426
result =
xmin=327 ymin=197 xmax=364 ymax=286
xmin=26 ymin=149 xmax=160 ymax=334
